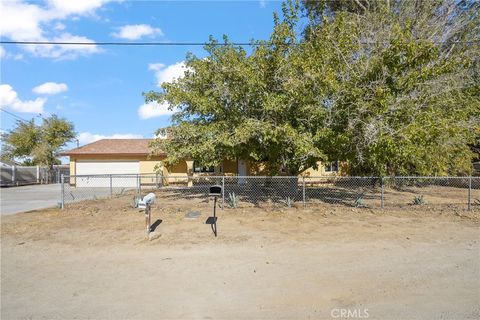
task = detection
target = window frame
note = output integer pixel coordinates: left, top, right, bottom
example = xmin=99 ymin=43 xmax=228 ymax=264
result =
xmin=193 ymin=161 xmax=215 ymax=173
xmin=325 ymin=160 xmax=339 ymax=173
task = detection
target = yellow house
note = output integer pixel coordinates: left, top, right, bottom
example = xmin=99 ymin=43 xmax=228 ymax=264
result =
xmin=61 ymin=139 xmax=341 ymax=186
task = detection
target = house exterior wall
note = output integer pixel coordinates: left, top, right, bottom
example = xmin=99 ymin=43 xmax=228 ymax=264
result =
xmin=301 ymin=161 xmax=348 ymax=182
xmin=302 ymin=163 xmax=332 ymax=176
xmin=68 ymin=156 xmax=239 ymax=176
xmin=222 ymin=159 xmax=237 ymax=175
xmin=70 ymin=155 xmax=140 ymax=176
xmin=67 ymin=155 xmax=345 ymax=185
xmin=69 ymin=159 xmax=76 ymax=185
xmin=139 ymin=156 xmax=165 ymax=174
xmin=162 ymin=161 xmax=189 ymax=184
xmin=245 ymin=161 xmax=344 ymax=176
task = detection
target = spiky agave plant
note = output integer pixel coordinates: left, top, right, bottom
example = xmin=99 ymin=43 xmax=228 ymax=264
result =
xmin=227 ymin=192 xmax=239 ymax=208
xmin=412 ymin=195 xmax=426 ymax=205
xmin=281 ymin=196 xmax=294 ymax=208
xmin=132 ymin=195 xmax=141 ymax=208
xmin=116 ymin=188 xmax=126 ymax=196
xmin=353 ymin=195 xmax=368 ymax=208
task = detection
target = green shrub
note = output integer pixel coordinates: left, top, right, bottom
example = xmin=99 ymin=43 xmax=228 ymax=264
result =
xmin=412 ymin=195 xmax=426 ymax=205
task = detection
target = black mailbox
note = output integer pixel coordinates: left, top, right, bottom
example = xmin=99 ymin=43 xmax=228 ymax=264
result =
xmin=209 ymin=185 xmax=222 ymax=196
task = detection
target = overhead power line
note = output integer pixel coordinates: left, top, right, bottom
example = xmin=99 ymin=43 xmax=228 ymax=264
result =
xmin=0 ymin=108 xmax=31 ymax=123
xmin=1 ymin=41 xmax=254 ymax=46
xmin=0 ymin=40 xmax=478 ymax=46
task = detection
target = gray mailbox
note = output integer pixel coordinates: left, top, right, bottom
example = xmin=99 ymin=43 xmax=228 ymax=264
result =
xmin=209 ymin=185 xmax=222 ymax=197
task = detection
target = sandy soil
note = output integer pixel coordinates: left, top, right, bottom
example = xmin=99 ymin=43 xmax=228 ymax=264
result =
xmin=1 ymin=194 xmax=479 ymax=320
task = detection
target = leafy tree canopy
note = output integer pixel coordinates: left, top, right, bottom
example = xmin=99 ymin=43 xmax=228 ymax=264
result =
xmin=302 ymin=0 xmax=480 ymax=175
xmin=147 ymin=0 xmax=479 ymax=176
xmin=1 ymin=115 xmax=76 ymax=167
xmin=147 ymin=1 xmax=327 ymax=175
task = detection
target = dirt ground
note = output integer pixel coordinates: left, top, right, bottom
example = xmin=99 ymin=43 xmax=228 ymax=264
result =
xmin=1 ymin=193 xmax=479 ymax=320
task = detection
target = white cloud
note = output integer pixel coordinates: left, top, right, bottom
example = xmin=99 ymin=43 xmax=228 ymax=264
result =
xmin=0 ymin=0 xmax=113 ymax=59
xmin=0 ymin=46 xmax=24 ymax=60
xmin=32 ymin=82 xmax=68 ymax=95
xmin=46 ymin=0 xmax=113 ymax=18
xmin=138 ymin=101 xmax=176 ymax=119
xmin=0 ymin=1 xmax=44 ymax=41
xmin=259 ymin=0 xmax=267 ymax=8
xmin=49 ymin=33 xmax=100 ymax=59
xmin=13 ymin=53 xmax=23 ymax=60
xmin=19 ymin=32 xmax=100 ymax=61
xmin=0 ymin=84 xmax=46 ymax=113
xmin=113 ymin=24 xmax=163 ymax=40
xmin=148 ymin=61 xmax=187 ymax=87
xmin=142 ymin=61 xmax=186 ymax=119
xmin=53 ymin=22 xmax=66 ymax=31
xmin=78 ymin=132 xmax=144 ymax=145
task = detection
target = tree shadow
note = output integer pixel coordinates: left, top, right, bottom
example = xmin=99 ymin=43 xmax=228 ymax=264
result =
xmin=305 ymin=187 xmax=378 ymax=207
xmin=155 ymin=180 xmax=380 ymax=208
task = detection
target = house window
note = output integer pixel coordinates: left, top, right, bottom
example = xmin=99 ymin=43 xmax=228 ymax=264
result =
xmin=325 ymin=161 xmax=339 ymax=172
xmin=193 ymin=161 xmax=215 ymax=173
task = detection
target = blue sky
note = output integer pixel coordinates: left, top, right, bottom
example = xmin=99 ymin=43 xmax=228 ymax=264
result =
xmin=0 ymin=0 xmax=284 ymax=154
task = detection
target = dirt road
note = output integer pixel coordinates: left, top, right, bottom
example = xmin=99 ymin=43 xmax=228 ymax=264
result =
xmin=1 ymin=196 xmax=479 ymax=319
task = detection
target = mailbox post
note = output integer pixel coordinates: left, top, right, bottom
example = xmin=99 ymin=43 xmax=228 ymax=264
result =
xmin=145 ymin=203 xmax=151 ymax=234
xmin=208 ymin=185 xmax=222 ymax=237
xmin=138 ymin=193 xmax=156 ymax=234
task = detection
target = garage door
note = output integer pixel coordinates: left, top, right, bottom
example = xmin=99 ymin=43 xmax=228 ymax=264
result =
xmin=76 ymin=161 xmax=139 ymax=188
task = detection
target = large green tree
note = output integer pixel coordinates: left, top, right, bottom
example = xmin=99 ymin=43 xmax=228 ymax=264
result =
xmin=147 ymin=1 xmax=328 ymax=175
xmin=147 ymin=0 xmax=479 ymax=176
xmin=302 ymin=0 xmax=480 ymax=175
xmin=2 ymin=115 xmax=76 ymax=168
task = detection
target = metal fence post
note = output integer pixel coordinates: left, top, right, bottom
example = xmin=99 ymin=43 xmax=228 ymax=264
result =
xmin=36 ymin=165 xmax=40 ymax=183
xmin=468 ymin=176 xmax=472 ymax=211
xmin=302 ymin=176 xmax=306 ymax=208
xmin=137 ymin=174 xmax=141 ymax=196
xmin=11 ymin=165 xmax=16 ymax=185
xmin=109 ymin=174 xmax=113 ymax=198
xmin=222 ymin=176 xmax=225 ymax=210
xmin=60 ymin=174 xmax=65 ymax=209
xmin=381 ymin=177 xmax=385 ymax=209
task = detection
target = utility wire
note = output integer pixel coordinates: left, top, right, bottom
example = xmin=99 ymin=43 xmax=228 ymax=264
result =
xmin=0 ymin=40 xmax=478 ymax=46
xmin=0 ymin=108 xmax=31 ymax=123
xmin=0 ymin=41 xmax=254 ymax=46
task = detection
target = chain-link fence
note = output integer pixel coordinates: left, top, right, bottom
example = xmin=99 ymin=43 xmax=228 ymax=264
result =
xmin=61 ymin=174 xmax=159 ymax=205
xmin=61 ymin=174 xmax=480 ymax=211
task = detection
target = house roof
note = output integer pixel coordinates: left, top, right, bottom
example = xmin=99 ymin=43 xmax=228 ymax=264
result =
xmin=61 ymin=139 xmax=164 ymax=156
